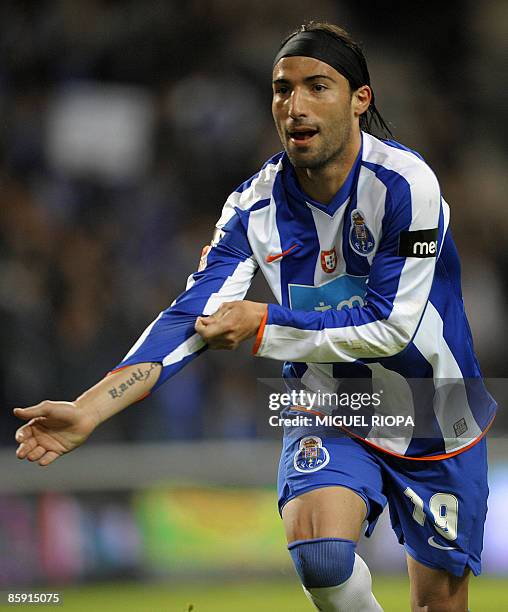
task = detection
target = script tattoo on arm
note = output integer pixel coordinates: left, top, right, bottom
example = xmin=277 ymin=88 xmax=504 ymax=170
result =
xmin=107 ymin=362 xmax=160 ymax=400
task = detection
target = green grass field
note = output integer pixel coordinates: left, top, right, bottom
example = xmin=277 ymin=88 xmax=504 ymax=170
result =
xmin=2 ymin=577 xmax=506 ymax=611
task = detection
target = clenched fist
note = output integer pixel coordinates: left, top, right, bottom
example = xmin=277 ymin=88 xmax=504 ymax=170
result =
xmin=195 ymin=300 xmax=267 ymax=350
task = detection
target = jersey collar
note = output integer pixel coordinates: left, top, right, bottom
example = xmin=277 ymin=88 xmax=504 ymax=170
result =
xmin=282 ymin=134 xmax=363 ymax=217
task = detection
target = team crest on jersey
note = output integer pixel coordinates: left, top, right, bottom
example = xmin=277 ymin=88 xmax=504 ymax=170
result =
xmin=349 ymin=209 xmax=375 ymax=256
xmin=293 ymin=436 xmax=330 ymax=473
xmin=320 ymin=248 xmax=337 ymax=273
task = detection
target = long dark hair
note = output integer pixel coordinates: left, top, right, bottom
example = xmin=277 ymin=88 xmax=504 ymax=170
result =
xmin=279 ymin=21 xmax=392 ymax=138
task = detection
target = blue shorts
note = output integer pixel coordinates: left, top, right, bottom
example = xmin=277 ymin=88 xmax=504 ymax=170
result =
xmin=278 ymin=426 xmax=488 ymax=577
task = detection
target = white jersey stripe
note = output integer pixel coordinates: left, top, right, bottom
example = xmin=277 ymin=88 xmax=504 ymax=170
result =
xmin=248 ymin=196 xmax=283 ymax=304
xmin=412 ymin=301 xmax=482 ymax=451
xmin=202 ymin=256 xmax=258 ymax=315
xmin=216 ymin=158 xmax=283 ymax=229
xmin=162 ymin=333 xmax=205 ymax=367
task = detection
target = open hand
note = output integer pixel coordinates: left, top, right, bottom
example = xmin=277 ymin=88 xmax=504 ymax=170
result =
xmin=13 ymin=401 xmax=99 ymax=466
xmin=195 ymin=300 xmax=267 ymax=350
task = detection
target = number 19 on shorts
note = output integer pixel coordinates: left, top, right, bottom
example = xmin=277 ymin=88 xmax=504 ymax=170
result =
xmin=404 ymin=487 xmax=459 ymax=541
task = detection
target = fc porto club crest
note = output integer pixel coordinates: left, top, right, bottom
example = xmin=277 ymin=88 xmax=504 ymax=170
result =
xmin=293 ymin=436 xmax=330 ymax=473
xmin=320 ymin=247 xmax=337 ymax=273
xmin=349 ymin=209 xmax=375 ymax=256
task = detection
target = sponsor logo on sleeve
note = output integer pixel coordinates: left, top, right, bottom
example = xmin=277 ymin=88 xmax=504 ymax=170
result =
xmin=398 ymin=228 xmax=439 ymax=258
xmin=211 ymin=227 xmax=225 ymax=246
xmin=197 ymin=227 xmax=225 ymax=271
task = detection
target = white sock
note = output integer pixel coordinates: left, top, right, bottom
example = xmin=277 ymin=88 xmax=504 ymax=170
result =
xmin=303 ymin=553 xmax=383 ymax=612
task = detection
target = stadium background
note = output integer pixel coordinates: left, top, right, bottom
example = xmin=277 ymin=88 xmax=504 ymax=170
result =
xmin=0 ymin=0 xmax=506 ymax=609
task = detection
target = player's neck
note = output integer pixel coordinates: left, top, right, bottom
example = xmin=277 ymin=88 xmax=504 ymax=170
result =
xmin=295 ymin=131 xmax=360 ymax=205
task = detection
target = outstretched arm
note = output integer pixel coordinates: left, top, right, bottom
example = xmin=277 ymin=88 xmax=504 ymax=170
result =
xmin=14 ymin=203 xmax=259 ymax=465
xmin=14 ymin=362 xmax=161 ymax=466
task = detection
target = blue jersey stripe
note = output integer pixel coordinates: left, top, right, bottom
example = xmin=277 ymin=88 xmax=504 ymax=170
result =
xmin=278 ymin=170 xmax=321 ymax=308
xmin=342 ymin=189 xmax=370 ymax=277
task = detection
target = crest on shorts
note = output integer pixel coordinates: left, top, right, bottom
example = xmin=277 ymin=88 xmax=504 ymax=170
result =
xmin=349 ymin=209 xmax=375 ymax=256
xmin=320 ymin=248 xmax=337 ymax=273
xmin=293 ymin=436 xmax=330 ymax=473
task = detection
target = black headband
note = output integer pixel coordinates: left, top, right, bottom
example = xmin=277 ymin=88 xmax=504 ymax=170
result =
xmin=273 ymin=30 xmax=370 ymax=90
xmin=273 ymin=29 xmax=392 ymax=137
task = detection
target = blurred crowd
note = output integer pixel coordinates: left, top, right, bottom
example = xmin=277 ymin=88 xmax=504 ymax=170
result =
xmin=1 ymin=0 xmax=507 ymax=445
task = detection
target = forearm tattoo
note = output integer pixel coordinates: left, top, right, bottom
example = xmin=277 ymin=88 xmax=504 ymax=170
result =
xmin=107 ymin=363 xmax=159 ymax=400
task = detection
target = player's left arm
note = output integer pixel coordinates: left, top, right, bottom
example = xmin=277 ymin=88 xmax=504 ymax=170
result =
xmin=247 ymin=168 xmax=444 ymax=362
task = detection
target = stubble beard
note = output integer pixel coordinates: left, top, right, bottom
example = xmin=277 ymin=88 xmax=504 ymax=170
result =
xmin=285 ymin=119 xmax=353 ymax=171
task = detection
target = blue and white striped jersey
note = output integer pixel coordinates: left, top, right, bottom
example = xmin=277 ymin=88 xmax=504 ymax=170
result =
xmin=114 ymin=132 xmax=496 ymax=459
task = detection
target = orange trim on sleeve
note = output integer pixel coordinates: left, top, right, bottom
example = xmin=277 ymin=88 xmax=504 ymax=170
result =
xmin=347 ymin=415 xmax=495 ymax=460
xmin=106 ymin=364 xmax=159 ymax=403
xmin=252 ymin=306 xmax=269 ymax=355
xmin=291 ymin=406 xmax=325 ymax=417
xmin=107 ymin=365 xmax=131 ymax=376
